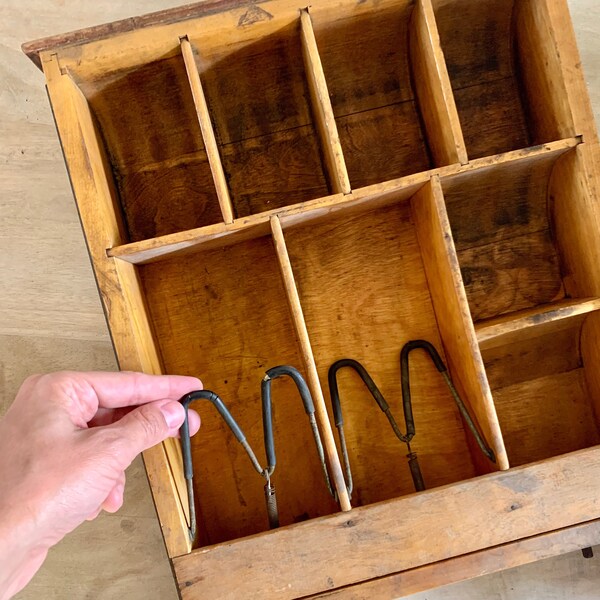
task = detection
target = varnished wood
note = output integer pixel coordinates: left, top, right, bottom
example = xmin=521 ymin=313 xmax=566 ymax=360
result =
xmin=180 ymin=37 xmax=233 ymax=223
xmin=26 ymin=0 xmax=600 ymax=597
xmin=42 ymin=54 xmax=191 ymax=556
xmin=282 ymin=200 xmax=478 ymax=504
xmin=410 ymin=0 xmax=467 ymax=166
xmin=270 ymin=215 xmax=351 ymax=511
xmin=174 ymin=447 xmax=600 ymax=599
xmin=411 ymin=178 xmax=507 ymax=471
xmin=107 ymin=139 xmax=580 ymax=266
xmin=481 ymin=317 xmax=600 ymax=466
xmin=300 ymin=9 xmax=350 ymax=195
xmin=307 ymin=519 xmax=600 ymax=599
xmin=477 ymin=297 xmax=600 ymax=348
xmin=443 ymin=149 xmax=569 ymax=321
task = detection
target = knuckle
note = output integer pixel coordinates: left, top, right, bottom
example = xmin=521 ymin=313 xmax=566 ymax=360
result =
xmin=133 ymin=405 xmax=165 ymax=440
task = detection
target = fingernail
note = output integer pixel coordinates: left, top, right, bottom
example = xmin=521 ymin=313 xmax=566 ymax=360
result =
xmin=160 ymin=401 xmax=184 ymax=429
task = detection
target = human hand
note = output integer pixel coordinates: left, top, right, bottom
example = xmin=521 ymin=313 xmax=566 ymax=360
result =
xmin=0 ymin=371 xmax=201 ymax=600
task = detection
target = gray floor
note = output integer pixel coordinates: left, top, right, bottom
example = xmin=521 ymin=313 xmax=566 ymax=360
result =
xmin=1 ymin=1 xmax=599 ymax=598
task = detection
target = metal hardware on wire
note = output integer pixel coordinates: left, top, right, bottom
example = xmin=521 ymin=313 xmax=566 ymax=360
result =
xmin=328 ymin=339 xmax=496 ymax=496
xmin=178 ymin=366 xmax=334 ymax=541
xmin=179 ymin=390 xmax=265 ymax=541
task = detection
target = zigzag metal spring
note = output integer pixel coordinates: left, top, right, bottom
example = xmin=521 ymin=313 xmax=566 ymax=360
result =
xmin=178 ymin=366 xmax=333 ymax=541
xmin=328 ymin=340 xmax=496 ymax=496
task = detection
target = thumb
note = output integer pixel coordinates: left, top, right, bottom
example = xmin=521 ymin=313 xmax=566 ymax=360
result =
xmin=102 ymin=400 xmax=185 ymax=469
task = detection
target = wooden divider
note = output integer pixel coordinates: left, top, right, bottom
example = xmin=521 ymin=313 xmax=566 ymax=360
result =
xmin=409 ymin=0 xmax=467 ymax=166
xmin=270 ymin=215 xmax=352 ymax=511
xmin=411 ymin=177 xmax=508 ymax=471
xmin=476 ymin=298 xmax=600 ymax=349
xmin=42 ymin=54 xmax=191 ymax=556
xmin=300 ymin=8 xmax=351 ymax=194
xmin=180 ymin=36 xmax=234 ymax=223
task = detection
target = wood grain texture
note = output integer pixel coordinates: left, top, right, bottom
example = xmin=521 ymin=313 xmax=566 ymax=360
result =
xmin=140 ymin=236 xmax=342 ymax=546
xmin=310 ymin=0 xmax=433 ymax=187
xmin=412 ymin=178 xmax=507 ymax=471
xmin=482 ymin=319 xmax=600 ymax=466
xmin=300 ymin=9 xmax=350 ymax=195
xmin=308 ymin=519 xmax=600 ymax=599
xmin=443 ymin=152 xmax=567 ymax=321
xmin=409 ymin=0 xmax=467 ymax=165
xmin=283 ymin=201 xmax=478 ymax=505
xmin=180 ymin=37 xmax=233 ymax=223
xmin=106 ymin=138 xmax=579 ymax=265
xmin=196 ymin=19 xmax=330 ymax=215
xmin=477 ymin=297 xmax=600 ymax=348
xmin=9 ymin=1 xmax=600 ymax=600
xmin=270 ymin=216 xmax=351 ymax=511
xmin=174 ymin=447 xmax=600 ymax=599
xmin=42 ymin=54 xmax=190 ymax=557
xmin=77 ymin=55 xmax=222 ymax=241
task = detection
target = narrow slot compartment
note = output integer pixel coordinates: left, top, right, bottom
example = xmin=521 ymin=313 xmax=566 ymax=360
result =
xmin=72 ymin=51 xmax=223 ymax=242
xmin=281 ymin=192 xmax=498 ymax=508
xmin=412 ymin=178 xmax=507 ymax=470
xmin=432 ymin=0 xmax=576 ymax=159
xmin=308 ymin=0 xmax=462 ymax=190
xmin=441 ymin=141 xmax=580 ymax=322
xmin=180 ymin=37 xmax=234 ymax=224
xmin=481 ymin=312 xmax=600 ymax=466
xmin=138 ymin=237 xmax=339 ymax=547
xmin=190 ymin=16 xmax=330 ymax=218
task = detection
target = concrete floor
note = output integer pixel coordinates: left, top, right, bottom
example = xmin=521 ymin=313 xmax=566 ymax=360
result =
xmin=1 ymin=0 xmax=600 ymax=598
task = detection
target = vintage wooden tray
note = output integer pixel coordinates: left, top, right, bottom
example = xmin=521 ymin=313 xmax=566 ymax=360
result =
xmin=23 ymin=0 xmax=600 ymax=597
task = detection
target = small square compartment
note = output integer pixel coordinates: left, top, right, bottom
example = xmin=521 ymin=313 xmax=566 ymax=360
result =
xmin=442 ymin=148 xmax=574 ymax=322
xmin=481 ymin=314 xmax=600 ymax=466
xmin=309 ymin=0 xmax=440 ymax=189
xmin=193 ymin=20 xmax=330 ymax=218
xmin=433 ymin=0 xmax=577 ymax=158
xmin=75 ymin=57 xmax=223 ymax=242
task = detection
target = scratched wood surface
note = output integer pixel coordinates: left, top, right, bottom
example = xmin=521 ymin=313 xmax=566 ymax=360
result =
xmin=2 ymin=0 xmax=599 ymax=599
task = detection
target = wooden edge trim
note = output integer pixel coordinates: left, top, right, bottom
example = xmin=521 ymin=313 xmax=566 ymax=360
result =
xmin=476 ymin=297 xmax=600 ymax=348
xmin=410 ymin=0 xmax=468 ymax=165
xmin=107 ymin=138 xmax=581 ymax=265
xmin=22 ymin=0 xmax=256 ymax=70
xmin=411 ymin=177 xmax=508 ymax=471
xmin=179 ymin=36 xmax=234 ymax=223
xmin=542 ymin=0 xmax=599 ymax=144
xmin=173 ymin=446 xmax=600 ymax=599
xmin=43 ymin=55 xmax=190 ymax=557
xmin=300 ymin=8 xmax=351 ymax=194
xmin=305 ymin=518 xmax=600 ymax=599
xmin=269 ymin=215 xmax=351 ymax=511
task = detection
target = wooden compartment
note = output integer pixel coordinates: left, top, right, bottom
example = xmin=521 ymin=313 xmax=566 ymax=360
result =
xmin=24 ymin=0 xmax=600 ymax=597
xmin=481 ymin=312 xmax=600 ymax=467
xmin=139 ymin=237 xmax=339 ymax=545
xmin=309 ymin=0 xmax=465 ymax=189
xmin=74 ymin=55 xmax=223 ymax=242
xmin=433 ymin=0 xmax=580 ymax=159
xmin=190 ymin=18 xmax=332 ymax=217
xmin=283 ymin=197 xmax=489 ymax=505
xmin=442 ymin=142 xmax=582 ymax=323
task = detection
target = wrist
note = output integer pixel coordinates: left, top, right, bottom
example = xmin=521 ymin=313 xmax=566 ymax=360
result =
xmin=0 ymin=505 xmax=48 ymax=600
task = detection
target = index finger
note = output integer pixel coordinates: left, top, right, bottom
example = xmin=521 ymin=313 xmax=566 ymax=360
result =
xmin=70 ymin=371 xmax=203 ymax=409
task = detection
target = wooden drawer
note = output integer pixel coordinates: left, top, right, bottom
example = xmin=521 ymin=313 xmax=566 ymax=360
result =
xmin=23 ymin=0 xmax=600 ymax=597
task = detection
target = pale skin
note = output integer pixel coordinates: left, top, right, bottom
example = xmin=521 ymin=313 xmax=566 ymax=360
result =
xmin=0 ymin=371 xmax=202 ymax=600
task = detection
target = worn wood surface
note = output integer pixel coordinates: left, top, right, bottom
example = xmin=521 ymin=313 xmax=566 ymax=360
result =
xmin=283 ymin=201 xmax=479 ymax=504
xmin=411 ymin=178 xmax=507 ymax=472
xmin=4 ymin=0 xmax=600 ymax=598
xmin=173 ymin=447 xmax=600 ymax=599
